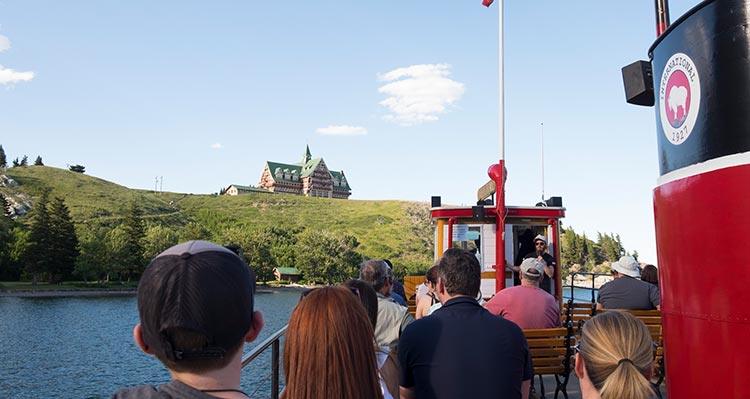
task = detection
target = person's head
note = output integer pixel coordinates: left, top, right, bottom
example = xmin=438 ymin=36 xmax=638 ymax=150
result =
xmin=359 ymin=259 xmax=392 ymax=295
xmin=436 ymin=248 xmax=481 ymax=299
xmin=640 ymin=264 xmax=658 ymax=286
xmin=520 ymin=257 xmax=544 ymax=286
xmin=425 ymin=264 xmax=439 ymax=291
xmin=283 ymin=286 xmax=383 ymax=399
xmin=611 ymin=256 xmax=641 ymax=278
xmin=134 ymin=240 xmax=264 ymax=373
xmin=343 ymin=279 xmax=379 ymax=330
xmin=575 ymin=311 xmax=654 ymax=399
xmin=534 ymin=234 xmax=548 ymax=254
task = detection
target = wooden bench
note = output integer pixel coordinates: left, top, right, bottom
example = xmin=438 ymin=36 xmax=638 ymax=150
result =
xmin=407 ymin=299 xmax=417 ymax=318
xmin=523 ymin=326 xmax=575 ymax=399
xmin=562 ymin=301 xmax=596 ymax=337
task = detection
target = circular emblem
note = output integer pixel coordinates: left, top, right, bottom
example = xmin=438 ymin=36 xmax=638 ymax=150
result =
xmin=659 ymin=53 xmax=701 ymax=145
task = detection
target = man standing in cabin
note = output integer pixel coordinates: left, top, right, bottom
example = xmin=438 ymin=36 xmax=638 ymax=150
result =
xmin=510 ymin=234 xmax=556 ymax=295
xmin=112 ymin=240 xmax=265 ymax=399
xmin=485 ymin=258 xmax=562 ymax=329
xmin=359 ymin=259 xmax=415 ymax=353
xmin=597 ymin=255 xmax=661 ymax=310
xmin=399 ymin=248 xmax=532 ymax=399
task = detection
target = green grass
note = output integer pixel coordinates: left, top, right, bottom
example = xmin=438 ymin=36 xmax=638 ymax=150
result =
xmin=1 ymin=165 xmax=435 ymax=273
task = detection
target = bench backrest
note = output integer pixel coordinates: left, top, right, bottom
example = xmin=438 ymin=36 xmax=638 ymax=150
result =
xmin=523 ymin=327 xmax=574 ymax=377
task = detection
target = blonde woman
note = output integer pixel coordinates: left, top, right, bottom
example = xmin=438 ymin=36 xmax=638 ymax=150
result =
xmin=415 ymin=265 xmax=440 ymax=319
xmin=575 ymin=311 xmax=655 ymax=399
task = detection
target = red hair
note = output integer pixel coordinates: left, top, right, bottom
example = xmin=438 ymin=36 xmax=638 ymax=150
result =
xmin=282 ymin=286 xmax=383 ymax=399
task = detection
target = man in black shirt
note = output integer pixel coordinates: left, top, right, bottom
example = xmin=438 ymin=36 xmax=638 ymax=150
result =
xmin=510 ymin=234 xmax=556 ymax=295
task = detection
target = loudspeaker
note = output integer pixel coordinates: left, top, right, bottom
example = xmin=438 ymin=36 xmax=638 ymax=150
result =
xmin=622 ymin=60 xmax=654 ymax=106
xmin=431 ymin=196 xmax=441 ymax=207
xmin=545 ymin=196 xmax=563 ymax=207
xmin=471 ymin=206 xmax=485 ymax=221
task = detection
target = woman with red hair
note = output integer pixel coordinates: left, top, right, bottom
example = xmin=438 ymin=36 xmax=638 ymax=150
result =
xmin=282 ymin=286 xmax=384 ymax=399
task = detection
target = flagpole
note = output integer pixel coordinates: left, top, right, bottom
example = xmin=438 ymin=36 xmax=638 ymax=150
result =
xmin=492 ymin=0 xmax=507 ymax=293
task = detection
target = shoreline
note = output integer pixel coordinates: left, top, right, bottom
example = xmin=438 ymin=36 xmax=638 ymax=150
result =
xmin=0 ymin=284 xmax=312 ymax=298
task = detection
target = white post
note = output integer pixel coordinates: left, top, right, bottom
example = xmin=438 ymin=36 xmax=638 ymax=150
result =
xmin=498 ymin=0 xmax=505 ymax=161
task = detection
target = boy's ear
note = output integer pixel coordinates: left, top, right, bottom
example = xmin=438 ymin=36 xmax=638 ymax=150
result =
xmin=244 ymin=311 xmax=265 ymax=343
xmin=133 ymin=324 xmax=155 ymax=355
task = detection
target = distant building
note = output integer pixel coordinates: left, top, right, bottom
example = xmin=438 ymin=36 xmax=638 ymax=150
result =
xmin=256 ymin=146 xmax=352 ymax=199
xmin=273 ymin=267 xmax=301 ymax=283
xmin=224 ymin=184 xmax=272 ymax=196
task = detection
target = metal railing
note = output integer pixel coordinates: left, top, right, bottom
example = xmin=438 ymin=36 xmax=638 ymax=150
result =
xmin=241 ymin=324 xmax=287 ymax=399
xmin=562 ymin=271 xmax=612 ymax=303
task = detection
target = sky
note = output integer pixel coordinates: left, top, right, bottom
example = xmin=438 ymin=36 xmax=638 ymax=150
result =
xmin=0 ymin=0 xmax=702 ymax=264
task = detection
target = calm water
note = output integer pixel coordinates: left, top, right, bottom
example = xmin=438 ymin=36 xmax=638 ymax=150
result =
xmin=0 ymin=290 xmax=300 ymax=399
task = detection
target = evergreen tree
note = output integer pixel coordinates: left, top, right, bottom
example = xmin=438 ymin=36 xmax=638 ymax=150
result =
xmin=34 ymin=156 xmax=43 ymax=166
xmin=121 ymin=201 xmax=146 ymax=279
xmin=20 ymin=155 xmax=28 ymax=167
xmin=69 ymin=164 xmax=86 ymax=173
xmin=0 ymin=145 xmax=6 ymax=169
xmin=12 ymin=158 xmax=19 ymax=167
xmin=47 ymin=197 xmax=79 ymax=283
xmin=25 ymin=189 xmax=52 ymax=285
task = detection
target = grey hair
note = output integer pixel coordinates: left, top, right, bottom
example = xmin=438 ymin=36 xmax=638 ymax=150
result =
xmin=359 ymin=259 xmax=390 ymax=292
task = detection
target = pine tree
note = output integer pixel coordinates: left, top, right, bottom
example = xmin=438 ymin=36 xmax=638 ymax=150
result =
xmin=12 ymin=158 xmax=19 ymax=167
xmin=25 ymin=189 xmax=51 ymax=285
xmin=34 ymin=156 xmax=43 ymax=166
xmin=0 ymin=145 xmax=6 ymax=169
xmin=47 ymin=197 xmax=79 ymax=283
xmin=121 ymin=201 xmax=146 ymax=280
xmin=69 ymin=164 xmax=86 ymax=173
xmin=20 ymin=155 xmax=28 ymax=167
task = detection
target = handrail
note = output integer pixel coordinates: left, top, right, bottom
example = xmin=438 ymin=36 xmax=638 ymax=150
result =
xmin=241 ymin=324 xmax=287 ymax=399
xmin=562 ymin=271 xmax=612 ymax=303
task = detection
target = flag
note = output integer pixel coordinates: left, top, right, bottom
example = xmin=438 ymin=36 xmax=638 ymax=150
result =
xmin=482 ymin=0 xmax=494 ymax=6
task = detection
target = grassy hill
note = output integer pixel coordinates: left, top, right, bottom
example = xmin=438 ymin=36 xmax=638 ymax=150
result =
xmin=0 ymin=166 xmax=434 ymax=274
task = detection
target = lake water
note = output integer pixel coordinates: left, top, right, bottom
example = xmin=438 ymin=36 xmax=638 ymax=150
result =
xmin=0 ymin=290 xmax=300 ymax=399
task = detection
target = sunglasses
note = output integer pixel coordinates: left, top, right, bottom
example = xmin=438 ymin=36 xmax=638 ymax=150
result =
xmin=535 ymin=242 xmax=546 ymax=246
xmin=299 ymin=286 xmax=361 ymax=302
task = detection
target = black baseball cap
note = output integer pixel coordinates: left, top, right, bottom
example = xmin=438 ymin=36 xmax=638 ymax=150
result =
xmin=137 ymin=240 xmax=256 ymax=362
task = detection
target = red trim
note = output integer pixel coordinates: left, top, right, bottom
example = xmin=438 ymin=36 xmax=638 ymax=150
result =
xmin=548 ymin=218 xmax=561 ymax=302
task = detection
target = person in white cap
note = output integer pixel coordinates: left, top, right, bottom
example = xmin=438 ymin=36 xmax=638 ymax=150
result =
xmin=597 ymin=255 xmax=661 ymax=310
xmin=485 ymin=258 xmax=562 ymax=329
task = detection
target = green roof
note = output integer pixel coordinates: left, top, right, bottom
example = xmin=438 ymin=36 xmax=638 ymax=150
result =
xmin=274 ymin=267 xmax=300 ymax=275
xmin=330 ymin=170 xmax=351 ymax=190
xmin=266 ymin=162 xmax=303 ymax=182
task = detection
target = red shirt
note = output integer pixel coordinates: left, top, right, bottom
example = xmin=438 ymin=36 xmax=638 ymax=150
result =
xmin=485 ymin=285 xmax=562 ymax=329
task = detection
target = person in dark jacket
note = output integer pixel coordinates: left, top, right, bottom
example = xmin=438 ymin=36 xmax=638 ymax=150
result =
xmin=111 ymin=241 xmax=265 ymax=399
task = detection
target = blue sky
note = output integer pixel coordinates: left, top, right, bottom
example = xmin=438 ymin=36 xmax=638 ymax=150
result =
xmin=0 ymin=1 xmax=701 ymax=264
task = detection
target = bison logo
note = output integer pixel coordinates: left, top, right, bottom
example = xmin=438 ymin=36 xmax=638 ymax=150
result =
xmin=660 ymin=53 xmax=700 ymax=145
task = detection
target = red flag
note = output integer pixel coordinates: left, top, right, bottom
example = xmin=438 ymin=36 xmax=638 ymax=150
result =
xmin=482 ymin=0 xmax=494 ymax=6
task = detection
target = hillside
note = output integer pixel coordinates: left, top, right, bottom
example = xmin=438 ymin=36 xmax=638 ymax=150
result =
xmin=0 ymin=166 xmax=434 ymax=273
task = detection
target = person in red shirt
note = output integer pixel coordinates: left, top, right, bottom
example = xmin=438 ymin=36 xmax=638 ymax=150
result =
xmin=486 ymin=258 xmax=561 ymax=329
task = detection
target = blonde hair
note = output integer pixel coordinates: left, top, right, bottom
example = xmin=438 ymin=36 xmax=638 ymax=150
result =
xmin=579 ymin=311 xmax=654 ymax=399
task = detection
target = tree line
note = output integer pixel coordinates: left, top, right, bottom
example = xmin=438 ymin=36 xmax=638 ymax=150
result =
xmin=0 ymin=196 xmax=367 ymax=285
xmin=559 ymin=225 xmax=638 ymax=277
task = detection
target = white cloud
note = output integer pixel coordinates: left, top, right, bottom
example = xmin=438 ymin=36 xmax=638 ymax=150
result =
xmin=0 ymin=65 xmax=34 ymax=85
xmin=210 ymin=143 xmax=223 ymax=149
xmin=0 ymin=35 xmax=10 ymax=52
xmin=377 ymin=63 xmax=465 ymax=126
xmin=316 ymin=125 xmax=368 ymax=136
